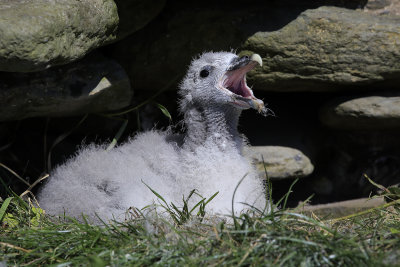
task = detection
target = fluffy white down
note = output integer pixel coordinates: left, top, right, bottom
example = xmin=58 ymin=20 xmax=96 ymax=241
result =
xmin=38 ymin=51 xmax=269 ymax=222
xmin=38 ymin=130 xmax=266 ymax=222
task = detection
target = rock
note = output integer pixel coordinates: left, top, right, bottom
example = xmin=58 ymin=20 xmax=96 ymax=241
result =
xmin=114 ymin=0 xmax=166 ymax=40
xmin=241 ymin=6 xmax=400 ymax=92
xmin=0 ymin=0 xmax=118 ymax=72
xmin=363 ymin=0 xmax=400 ymax=16
xmin=298 ymin=197 xmax=385 ymax=219
xmin=0 ymin=54 xmax=132 ymax=121
xmin=244 ymin=146 xmax=314 ymax=180
xmin=365 ymin=0 xmax=392 ymax=10
xmin=111 ymin=2 xmax=370 ymax=92
xmin=319 ymin=95 xmax=400 ymax=130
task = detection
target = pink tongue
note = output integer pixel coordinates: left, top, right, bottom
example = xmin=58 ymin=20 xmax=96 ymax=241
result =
xmin=229 ymin=79 xmax=251 ymax=98
xmin=230 ymin=84 xmax=241 ymax=95
xmin=225 ymin=69 xmax=252 ymax=98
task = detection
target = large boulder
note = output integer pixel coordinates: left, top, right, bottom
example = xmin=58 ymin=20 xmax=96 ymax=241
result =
xmin=111 ymin=2 xmax=371 ymax=92
xmin=319 ymin=95 xmax=400 ymax=130
xmin=0 ymin=54 xmax=131 ymax=121
xmin=241 ymin=6 xmax=400 ymax=92
xmin=0 ymin=0 xmax=118 ymax=72
xmin=244 ymin=146 xmax=314 ymax=180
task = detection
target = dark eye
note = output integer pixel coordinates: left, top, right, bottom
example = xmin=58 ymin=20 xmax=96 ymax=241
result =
xmin=200 ymin=69 xmax=209 ymax=78
xmin=199 ymin=66 xmax=212 ymax=78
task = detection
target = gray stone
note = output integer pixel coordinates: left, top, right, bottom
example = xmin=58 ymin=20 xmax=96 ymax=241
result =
xmin=241 ymin=6 xmax=400 ymax=92
xmin=319 ymin=95 xmax=400 ymax=130
xmin=363 ymin=0 xmax=400 ymax=15
xmin=365 ymin=0 xmax=392 ymax=10
xmin=0 ymin=54 xmax=132 ymax=121
xmin=298 ymin=197 xmax=385 ymax=219
xmin=0 ymin=0 xmax=118 ymax=72
xmin=111 ymin=2 xmax=369 ymax=92
xmin=244 ymin=146 xmax=314 ymax=180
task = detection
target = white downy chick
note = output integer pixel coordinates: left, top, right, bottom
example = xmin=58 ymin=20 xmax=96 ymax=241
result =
xmin=38 ymin=52 xmax=268 ymax=222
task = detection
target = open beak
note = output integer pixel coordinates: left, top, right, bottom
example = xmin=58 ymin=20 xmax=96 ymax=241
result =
xmin=219 ymin=54 xmax=265 ymax=112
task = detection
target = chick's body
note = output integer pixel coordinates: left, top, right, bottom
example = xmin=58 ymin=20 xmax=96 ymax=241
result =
xmin=38 ymin=52 xmax=267 ymax=222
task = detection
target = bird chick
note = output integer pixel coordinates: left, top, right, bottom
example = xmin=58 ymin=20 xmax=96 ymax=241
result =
xmin=38 ymin=51 xmax=268 ymax=222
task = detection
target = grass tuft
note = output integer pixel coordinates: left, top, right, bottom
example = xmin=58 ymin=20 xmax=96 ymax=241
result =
xmin=0 ymin=179 xmax=399 ymax=266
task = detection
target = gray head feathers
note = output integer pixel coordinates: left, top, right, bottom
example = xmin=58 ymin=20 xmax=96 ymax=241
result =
xmin=37 ymin=51 xmax=268 ymax=222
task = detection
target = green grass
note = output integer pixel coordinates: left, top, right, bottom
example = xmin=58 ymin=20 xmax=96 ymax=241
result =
xmin=1 ymin=190 xmax=399 ymax=266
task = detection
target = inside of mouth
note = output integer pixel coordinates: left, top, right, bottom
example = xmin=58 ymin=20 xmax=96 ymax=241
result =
xmin=223 ymin=66 xmax=253 ymax=98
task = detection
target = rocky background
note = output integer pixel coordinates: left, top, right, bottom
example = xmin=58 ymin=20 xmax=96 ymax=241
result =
xmin=0 ymin=0 xmax=399 ymax=207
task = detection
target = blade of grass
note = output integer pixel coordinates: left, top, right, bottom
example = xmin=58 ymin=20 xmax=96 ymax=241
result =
xmin=0 ymin=242 xmax=32 ymax=253
xmin=141 ymin=180 xmax=169 ymax=208
xmin=364 ymin=174 xmax=389 ymax=193
xmin=0 ymin=163 xmax=30 ymax=186
xmin=20 ymin=174 xmax=49 ymax=198
xmin=232 ymin=174 xmax=247 ymax=228
xmin=261 ymin=155 xmax=272 ymax=200
xmin=171 ymin=202 xmax=185 ymax=218
xmin=282 ymin=212 xmax=335 ymax=234
xmin=190 ymin=199 xmax=205 ymax=214
xmin=204 ymin=191 xmax=219 ymax=206
xmin=106 ymin=119 xmax=128 ymax=151
xmin=331 ymin=198 xmax=400 ymax=223
xmin=278 ymin=251 xmax=297 ymax=267
xmin=275 ymin=178 xmax=298 ymax=209
xmin=0 ymin=197 xmax=13 ymax=222
xmin=11 ymin=191 xmax=30 ymax=211
xmin=155 ymin=103 xmax=172 ymax=121
xmin=282 ymin=178 xmax=298 ymax=209
xmin=275 ymin=236 xmax=320 ymax=247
